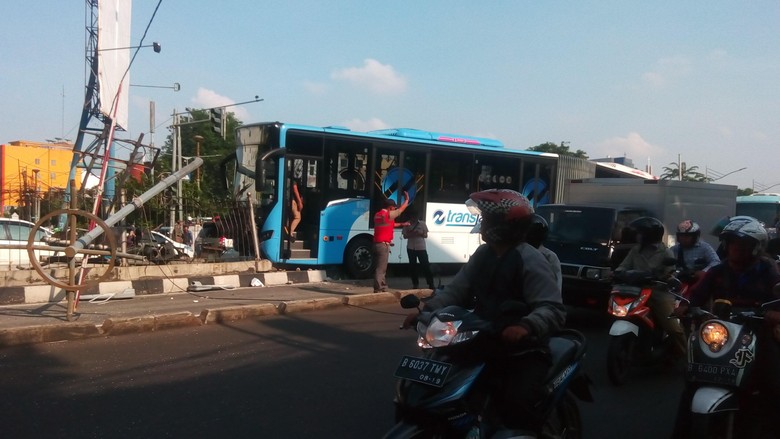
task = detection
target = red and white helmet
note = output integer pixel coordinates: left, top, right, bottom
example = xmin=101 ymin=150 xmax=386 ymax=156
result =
xmin=466 ymin=189 xmax=534 ymax=244
xmin=676 ymin=219 xmax=701 ymax=242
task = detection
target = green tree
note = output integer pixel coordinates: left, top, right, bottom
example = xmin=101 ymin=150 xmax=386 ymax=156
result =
xmin=527 ymin=141 xmax=589 ymax=158
xmin=737 ymin=187 xmax=755 ymax=196
xmin=659 ymin=162 xmax=711 ymax=182
xmin=119 ymin=109 xmax=244 ymax=228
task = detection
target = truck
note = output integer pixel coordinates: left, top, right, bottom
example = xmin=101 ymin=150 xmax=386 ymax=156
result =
xmin=535 ymin=178 xmax=737 ymax=308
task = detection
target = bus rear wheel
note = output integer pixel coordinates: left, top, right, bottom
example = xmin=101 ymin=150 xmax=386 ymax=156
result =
xmin=344 ymin=237 xmax=375 ymax=279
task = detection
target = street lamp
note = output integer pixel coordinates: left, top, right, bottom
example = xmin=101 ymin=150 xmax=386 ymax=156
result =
xmin=193 ymin=135 xmax=204 ymax=191
xmin=706 ymin=166 xmax=746 ymax=182
xmin=130 ymin=82 xmax=180 ymax=91
xmin=99 ymin=42 xmax=162 ymax=53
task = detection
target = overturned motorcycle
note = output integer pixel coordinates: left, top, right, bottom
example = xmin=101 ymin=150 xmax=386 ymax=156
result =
xmin=384 ymin=295 xmax=592 ymax=438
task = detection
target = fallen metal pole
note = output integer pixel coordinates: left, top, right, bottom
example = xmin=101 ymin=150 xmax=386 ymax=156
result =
xmin=72 ymin=158 xmax=204 ymax=252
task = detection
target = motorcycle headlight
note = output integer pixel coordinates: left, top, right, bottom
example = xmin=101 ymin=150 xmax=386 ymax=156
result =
xmin=701 ymin=322 xmax=729 ymax=353
xmin=611 ymin=303 xmax=629 ymax=317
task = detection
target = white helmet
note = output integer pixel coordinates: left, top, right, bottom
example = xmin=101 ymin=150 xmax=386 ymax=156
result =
xmin=720 ymin=216 xmax=768 ymax=255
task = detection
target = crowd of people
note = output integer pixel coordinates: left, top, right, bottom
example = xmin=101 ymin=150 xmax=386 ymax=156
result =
xmin=371 ymin=187 xmax=780 ymax=436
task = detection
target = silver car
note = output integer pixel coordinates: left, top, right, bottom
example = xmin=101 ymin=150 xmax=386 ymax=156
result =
xmin=0 ymin=218 xmax=54 ymax=269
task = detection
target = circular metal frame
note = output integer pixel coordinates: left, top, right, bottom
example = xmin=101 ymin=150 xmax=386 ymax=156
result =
xmin=28 ymin=208 xmax=118 ymax=291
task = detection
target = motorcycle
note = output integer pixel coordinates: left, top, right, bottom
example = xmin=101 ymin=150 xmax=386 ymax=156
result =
xmin=673 ymin=296 xmax=780 ymax=439
xmin=384 ymin=294 xmax=592 ymax=438
xmin=606 ymin=270 xmax=685 ymax=385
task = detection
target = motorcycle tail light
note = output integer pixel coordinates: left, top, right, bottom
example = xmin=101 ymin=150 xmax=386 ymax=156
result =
xmin=701 ymin=322 xmax=729 ymax=353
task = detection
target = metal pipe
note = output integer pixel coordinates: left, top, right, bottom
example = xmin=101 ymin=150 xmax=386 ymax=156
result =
xmin=72 ymin=157 xmax=203 ymax=251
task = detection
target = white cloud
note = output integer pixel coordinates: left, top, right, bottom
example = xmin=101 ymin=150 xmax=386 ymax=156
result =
xmin=341 ymin=118 xmax=390 ymax=132
xmin=331 ymin=59 xmax=407 ymax=95
xmin=592 ymin=132 xmax=666 ymax=163
xmin=641 ymin=56 xmax=692 ymax=88
xmin=191 ymin=87 xmax=250 ymax=122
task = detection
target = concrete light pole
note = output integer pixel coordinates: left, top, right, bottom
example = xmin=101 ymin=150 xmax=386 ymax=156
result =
xmin=193 ymin=135 xmax=204 ymax=191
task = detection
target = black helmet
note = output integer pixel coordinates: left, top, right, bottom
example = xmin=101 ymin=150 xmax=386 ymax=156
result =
xmin=628 ymin=217 xmax=665 ymax=245
xmin=526 ymin=214 xmax=549 ymax=248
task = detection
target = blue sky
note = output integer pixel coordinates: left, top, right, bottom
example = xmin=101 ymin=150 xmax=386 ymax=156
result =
xmin=2 ymin=1 xmax=779 ymax=190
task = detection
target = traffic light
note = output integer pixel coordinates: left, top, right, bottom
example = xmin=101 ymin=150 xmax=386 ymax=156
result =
xmin=210 ymin=108 xmax=222 ymax=137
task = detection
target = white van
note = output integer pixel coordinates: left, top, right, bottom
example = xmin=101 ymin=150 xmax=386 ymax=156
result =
xmin=0 ymin=218 xmax=54 ymax=269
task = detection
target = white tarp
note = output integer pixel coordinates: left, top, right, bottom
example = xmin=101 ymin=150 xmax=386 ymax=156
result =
xmin=97 ymin=0 xmax=132 ymax=129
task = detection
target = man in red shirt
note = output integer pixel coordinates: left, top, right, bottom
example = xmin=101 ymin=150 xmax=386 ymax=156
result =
xmin=373 ymin=191 xmax=409 ymax=293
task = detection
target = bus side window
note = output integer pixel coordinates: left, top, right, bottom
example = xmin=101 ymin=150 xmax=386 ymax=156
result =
xmin=429 ymin=151 xmax=472 ymax=203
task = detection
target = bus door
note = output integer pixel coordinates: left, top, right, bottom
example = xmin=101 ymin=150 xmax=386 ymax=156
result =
xmin=372 ymin=147 xmax=427 ymax=263
xmin=283 ymin=156 xmax=321 ymax=259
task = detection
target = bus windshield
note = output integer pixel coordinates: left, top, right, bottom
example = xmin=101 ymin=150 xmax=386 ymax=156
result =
xmin=736 ymin=196 xmax=780 ymax=227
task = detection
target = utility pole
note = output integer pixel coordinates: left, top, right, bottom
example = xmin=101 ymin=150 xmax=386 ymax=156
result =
xmin=194 ymin=135 xmax=204 ymax=191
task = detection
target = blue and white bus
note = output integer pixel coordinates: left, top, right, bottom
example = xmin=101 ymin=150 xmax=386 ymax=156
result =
xmin=231 ymin=122 xmax=579 ymax=277
xmin=736 ymin=193 xmax=780 ymax=230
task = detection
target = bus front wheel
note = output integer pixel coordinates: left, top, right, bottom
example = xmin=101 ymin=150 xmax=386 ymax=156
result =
xmin=344 ymin=237 xmax=375 ymax=279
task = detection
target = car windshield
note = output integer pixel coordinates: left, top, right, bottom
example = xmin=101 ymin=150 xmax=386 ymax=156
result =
xmin=539 ymin=206 xmax=615 ymax=245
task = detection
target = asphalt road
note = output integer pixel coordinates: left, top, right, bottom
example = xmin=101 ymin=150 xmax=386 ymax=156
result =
xmin=0 ymin=303 xmax=683 ymax=438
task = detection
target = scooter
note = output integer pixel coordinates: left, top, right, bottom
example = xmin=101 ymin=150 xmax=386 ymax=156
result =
xmin=673 ymin=296 xmax=780 ymax=439
xmin=606 ymin=270 xmax=685 ymax=385
xmin=384 ymin=294 xmax=592 ymax=438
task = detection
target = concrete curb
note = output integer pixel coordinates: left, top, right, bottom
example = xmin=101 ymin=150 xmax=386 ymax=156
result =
xmin=0 ymin=269 xmax=327 ymax=305
xmin=0 ymin=289 xmax=425 ymax=348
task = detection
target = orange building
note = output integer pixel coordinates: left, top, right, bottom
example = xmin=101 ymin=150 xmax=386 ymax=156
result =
xmin=0 ymin=140 xmax=83 ymax=215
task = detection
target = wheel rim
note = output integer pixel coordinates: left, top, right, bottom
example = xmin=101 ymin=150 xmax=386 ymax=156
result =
xmin=352 ymin=245 xmax=372 ymax=272
xmin=27 ymin=209 xmax=118 ymax=291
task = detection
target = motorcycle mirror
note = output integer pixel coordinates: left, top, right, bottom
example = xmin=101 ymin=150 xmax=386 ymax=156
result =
xmin=400 ymin=294 xmax=421 ymax=309
xmin=761 ymin=294 xmax=780 ymax=310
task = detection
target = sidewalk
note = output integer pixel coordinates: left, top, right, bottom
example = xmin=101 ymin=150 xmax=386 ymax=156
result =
xmin=0 ymin=272 xmax=437 ymax=348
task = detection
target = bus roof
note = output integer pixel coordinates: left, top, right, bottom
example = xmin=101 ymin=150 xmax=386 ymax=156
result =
xmin=248 ymin=121 xmax=555 ymax=156
xmin=737 ymin=193 xmax=780 ymax=203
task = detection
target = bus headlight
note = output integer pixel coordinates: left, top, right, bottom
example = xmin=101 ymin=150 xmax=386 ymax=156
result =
xmin=701 ymin=322 xmax=729 ymax=353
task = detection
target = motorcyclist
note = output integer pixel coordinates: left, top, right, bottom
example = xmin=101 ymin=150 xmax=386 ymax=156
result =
xmin=669 ymin=219 xmax=720 ymax=286
xmin=402 ymin=189 xmax=565 ymax=434
xmin=710 ymin=215 xmax=757 ymax=259
xmin=613 ymin=217 xmax=687 ymax=361
xmin=673 ymin=217 xmax=780 ymax=436
xmin=526 ymin=214 xmax=562 ymax=293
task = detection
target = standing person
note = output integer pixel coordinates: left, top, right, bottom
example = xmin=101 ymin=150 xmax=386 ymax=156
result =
xmin=526 ymin=214 xmax=562 ymax=293
xmin=173 ymin=220 xmax=184 ymax=243
xmin=287 ymin=179 xmax=304 ymax=242
xmin=402 ymin=208 xmax=435 ymax=290
xmin=614 ymin=217 xmax=686 ymax=362
xmin=373 ymin=192 xmax=410 ymax=293
xmin=402 ymin=189 xmax=565 ymax=434
xmin=182 ymin=225 xmax=193 ymax=247
xmin=126 ymin=228 xmax=137 ymax=247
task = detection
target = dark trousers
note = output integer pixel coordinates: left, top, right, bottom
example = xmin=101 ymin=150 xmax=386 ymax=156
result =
xmin=489 ymin=350 xmax=552 ymax=432
xmin=373 ymin=242 xmax=390 ymax=292
xmin=406 ymin=248 xmax=434 ymax=289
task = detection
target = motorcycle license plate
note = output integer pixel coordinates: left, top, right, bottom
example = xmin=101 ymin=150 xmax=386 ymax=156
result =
xmin=686 ymin=362 xmax=739 ymax=385
xmin=394 ymin=355 xmax=452 ymax=387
